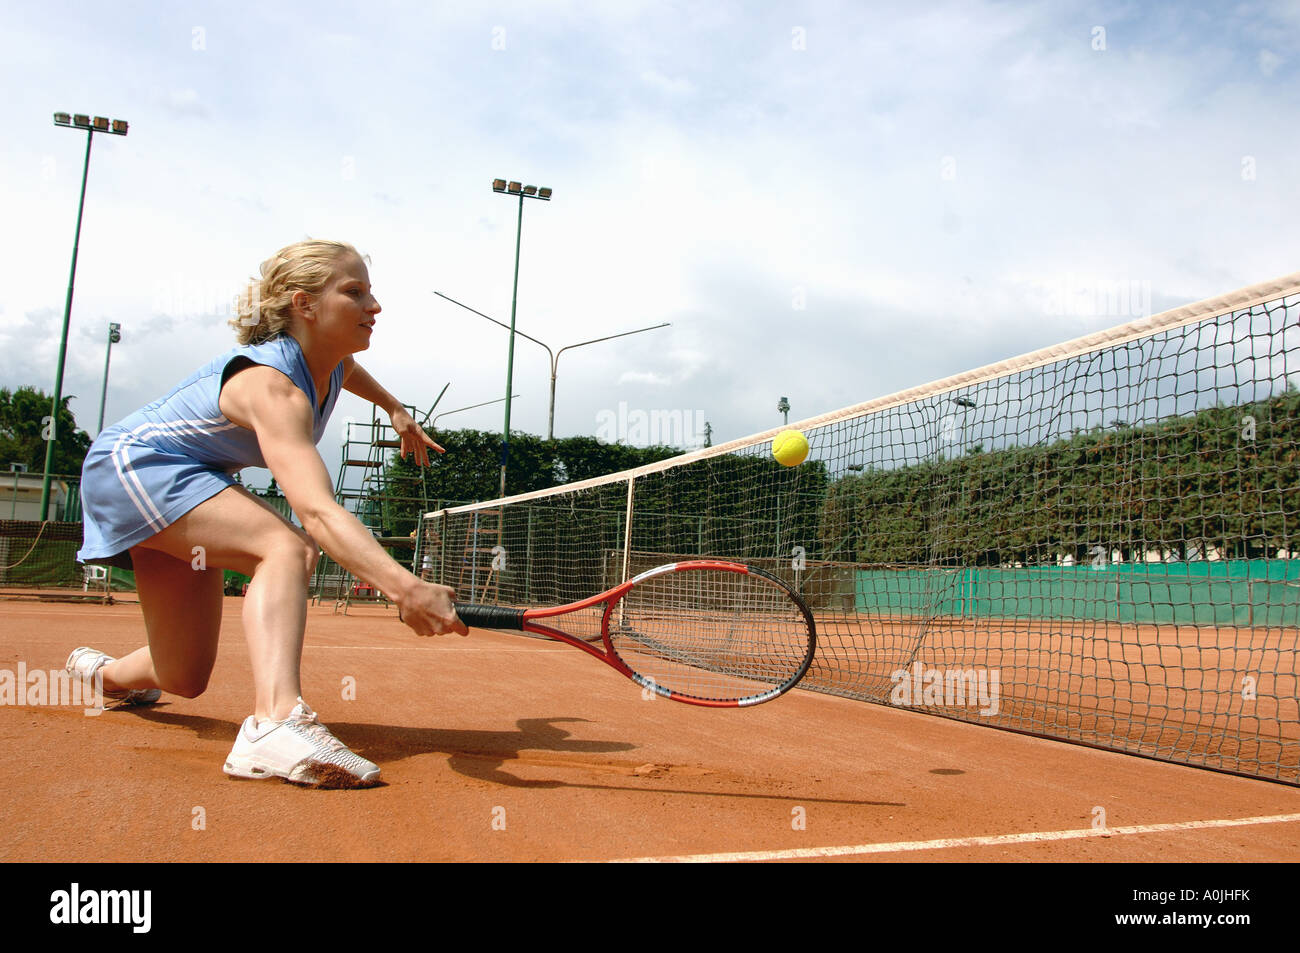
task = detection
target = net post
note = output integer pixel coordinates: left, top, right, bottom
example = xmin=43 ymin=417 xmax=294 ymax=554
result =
xmin=621 ymin=476 xmax=635 ymax=584
xmin=438 ymin=507 xmax=447 ymax=585
xmin=525 ymin=505 xmax=534 ymax=603
xmin=470 ymin=511 xmax=479 ymax=599
xmin=411 ymin=514 xmax=423 ymax=577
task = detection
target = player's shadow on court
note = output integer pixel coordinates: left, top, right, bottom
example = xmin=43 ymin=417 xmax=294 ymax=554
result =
xmin=131 ymin=710 xmax=631 ymax=786
xmin=131 ymin=707 xmax=242 ymax=741
xmin=337 ymin=716 xmax=904 ymax=807
xmin=128 ymin=711 xmax=902 ymax=806
xmin=338 ymin=716 xmax=635 ymax=788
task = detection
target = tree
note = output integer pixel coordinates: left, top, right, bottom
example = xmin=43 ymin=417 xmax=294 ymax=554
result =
xmin=822 ymin=388 xmax=1300 ymax=566
xmin=0 ymin=386 xmax=92 ymax=475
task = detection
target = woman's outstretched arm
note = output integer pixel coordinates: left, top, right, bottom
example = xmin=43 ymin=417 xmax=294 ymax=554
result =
xmin=222 ymin=364 xmax=466 ymax=636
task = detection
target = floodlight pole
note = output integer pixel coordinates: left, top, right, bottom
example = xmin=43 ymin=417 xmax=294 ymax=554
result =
xmin=40 ymin=128 xmax=92 ymax=519
xmin=42 ymin=112 xmax=128 ymax=520
xmin=96 ymin=322 xmax=121 ymax=435
xmin=492 ymin=179 xmax=551 ymax=500
xmin=501 ymin=190 xmax=524 ymax=500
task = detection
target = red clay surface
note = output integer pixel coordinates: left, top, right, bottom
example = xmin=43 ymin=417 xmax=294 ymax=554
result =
xmin=2 ymin=596 xmax=1299 ymax=863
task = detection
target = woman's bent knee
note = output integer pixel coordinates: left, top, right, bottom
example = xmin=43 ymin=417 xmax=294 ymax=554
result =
xmin=301 ymin=535 xmax=321 ymax=578
xmin=255 ymin=534 xmax=319 ymax=583
xmin=157 ymin=669 xmax=211 ymax=699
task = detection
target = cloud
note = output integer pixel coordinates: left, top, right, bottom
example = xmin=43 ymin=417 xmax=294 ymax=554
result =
xmin=0 ymin=309 xmax=59 ymax=388
xmin=640 ymin=69 xmax=693 ymax=95
xmin=617 ymin=369 xmax=671 ymax=387
xmin=157 ymin=87 xmax=209 ymax=118
xmin=4 ymin=0 xmax=1299 ymax=472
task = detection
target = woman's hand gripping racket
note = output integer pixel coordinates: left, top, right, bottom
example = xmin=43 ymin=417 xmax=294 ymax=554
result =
xmin=454 ymin=560 xmax=816 ymax=707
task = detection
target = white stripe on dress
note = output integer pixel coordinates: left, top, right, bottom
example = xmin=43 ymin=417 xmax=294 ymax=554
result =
xmin=111 ymin=416 xmax=244 ymax=533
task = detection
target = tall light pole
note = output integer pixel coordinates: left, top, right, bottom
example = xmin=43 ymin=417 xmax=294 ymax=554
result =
xmin=491 ymin=178 xmax=551 ymax=499
xmin=42 ymin=112 xmax=128 ymax=520
xmin=778 ymin=396 xmax=790 ymax=426
xmin=434 ymin=292 xmax=669 ymax=441
xmin=96 ymin=322 xmax=121 ymax=435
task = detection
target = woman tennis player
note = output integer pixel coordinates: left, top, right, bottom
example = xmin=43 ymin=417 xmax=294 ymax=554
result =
xmin=66 ymin=239 xmax=466 ymax=787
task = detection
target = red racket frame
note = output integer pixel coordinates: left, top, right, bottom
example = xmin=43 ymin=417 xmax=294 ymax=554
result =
xmin=455 ymin=560 xmax=817 ymax=708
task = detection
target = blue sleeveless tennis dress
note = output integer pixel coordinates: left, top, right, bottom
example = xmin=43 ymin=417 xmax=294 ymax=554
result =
xmin=77 ymin=335 xmax=344 ymax=568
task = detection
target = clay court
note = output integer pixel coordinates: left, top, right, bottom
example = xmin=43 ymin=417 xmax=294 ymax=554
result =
xmin=2 ymin=595 xmax=1298 ymax=864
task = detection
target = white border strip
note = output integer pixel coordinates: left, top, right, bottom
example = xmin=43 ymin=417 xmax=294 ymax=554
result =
xmin=615 ymin=812 xmax=1300 ymax=863
xmin=427 ymin=271 xmax=1300 ymax=518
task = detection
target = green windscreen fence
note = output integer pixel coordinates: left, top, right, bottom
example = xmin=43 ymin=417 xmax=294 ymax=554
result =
xmin=856 ymin=560 xmax=1300 ymax=627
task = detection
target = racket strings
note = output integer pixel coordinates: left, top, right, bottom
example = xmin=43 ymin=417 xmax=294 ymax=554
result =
xmin=610 ymin=569 xmax=814 ymax=701
xmin=558 ymin=605 xmax=605 ymax=643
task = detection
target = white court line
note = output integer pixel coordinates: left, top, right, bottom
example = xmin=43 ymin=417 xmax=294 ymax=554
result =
xmin=617 ymin=812 xmax=1300 ymax=863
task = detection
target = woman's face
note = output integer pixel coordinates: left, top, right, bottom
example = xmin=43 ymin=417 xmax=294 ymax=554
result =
xmin=309 ymin=252 xmax=382 ymax=352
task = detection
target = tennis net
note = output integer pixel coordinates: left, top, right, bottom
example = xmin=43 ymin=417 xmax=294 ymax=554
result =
xmin=420 ymin=272 xmax=1300 ymax=784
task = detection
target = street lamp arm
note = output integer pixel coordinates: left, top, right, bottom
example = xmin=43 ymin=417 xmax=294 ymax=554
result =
xmin=547 ymin=322 xmax=671 ymax=442
xmin=433 ymin=291 xmax=554 ymax=363
xmin=554 ymin=322 xmax=672 ymax=360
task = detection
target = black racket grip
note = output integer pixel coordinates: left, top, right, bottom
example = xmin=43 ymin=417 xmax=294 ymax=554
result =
xmin=454 ymin=602 xmax=526 ymax=630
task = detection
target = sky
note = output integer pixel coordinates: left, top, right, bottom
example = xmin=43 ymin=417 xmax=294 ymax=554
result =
xmin=1 ymin=0 xmax=1297 ymax=493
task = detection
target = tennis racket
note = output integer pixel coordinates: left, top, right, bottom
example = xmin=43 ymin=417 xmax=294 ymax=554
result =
xmin=454 ymin=560 xmax=816 ymax=708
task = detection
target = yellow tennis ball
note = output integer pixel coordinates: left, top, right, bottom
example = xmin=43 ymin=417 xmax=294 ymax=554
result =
xmin=772 ymin=429 xmax=809 ymax=467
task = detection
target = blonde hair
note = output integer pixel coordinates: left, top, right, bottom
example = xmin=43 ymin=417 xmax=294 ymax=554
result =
xmin=230 ymin=239 xmax=362 ymax=345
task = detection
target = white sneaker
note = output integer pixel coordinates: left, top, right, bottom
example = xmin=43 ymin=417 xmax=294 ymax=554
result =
xmin=65 ymin=647 xmax=162 ymax=707
xmin=223 ymin=698 xmax=381 ymax=788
